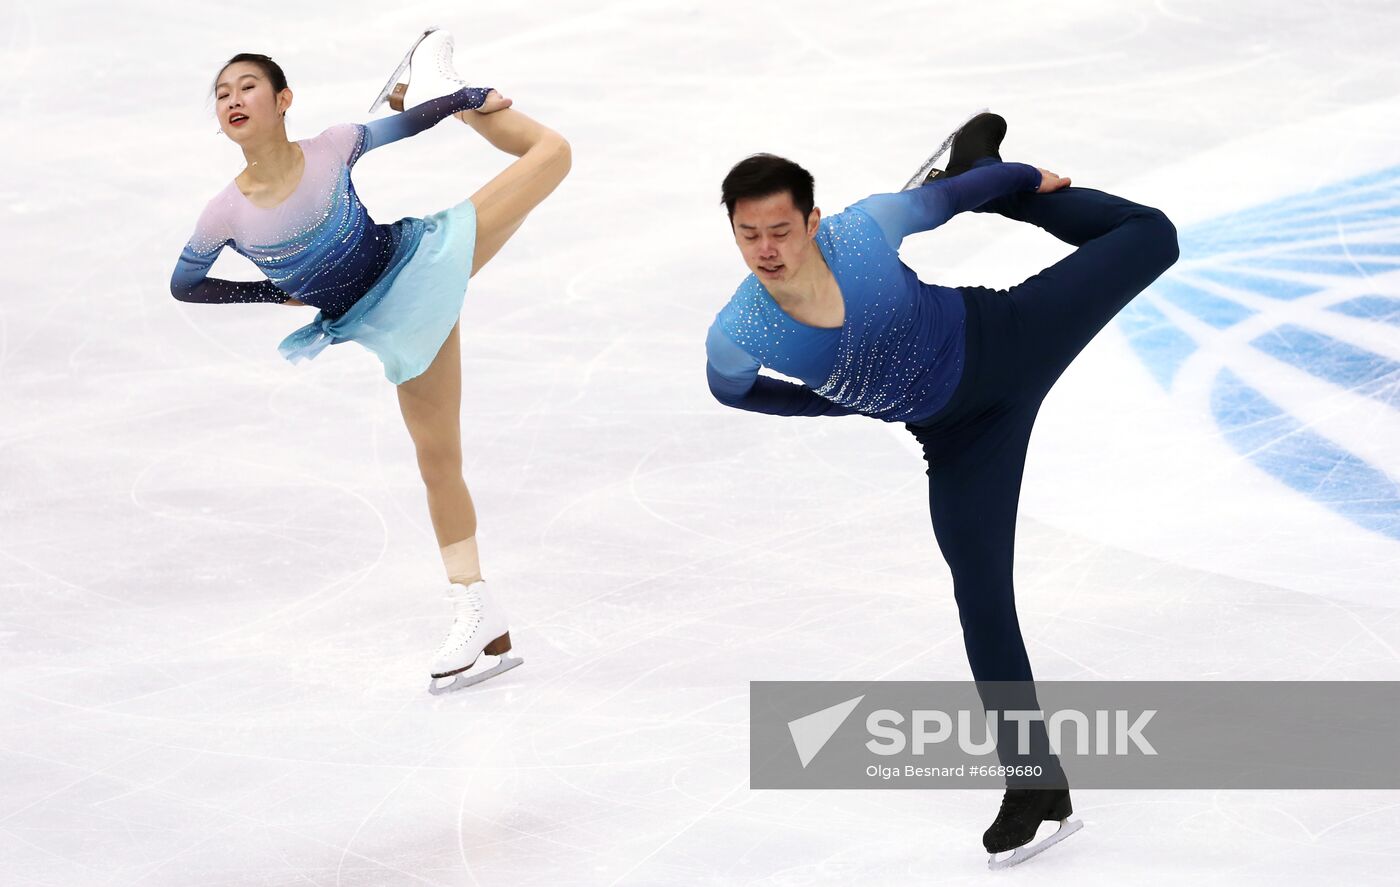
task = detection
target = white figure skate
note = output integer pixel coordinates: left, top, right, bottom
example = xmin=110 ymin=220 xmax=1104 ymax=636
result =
xmin=368 ymin=27 xmax=471 ymax=113
xmin=427 ymin=582 xmax=522 ymax=695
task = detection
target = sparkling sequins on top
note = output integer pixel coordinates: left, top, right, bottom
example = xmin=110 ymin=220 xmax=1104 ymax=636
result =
xmin=711 ymin=206 xmax=968 ymax=424
xmin=172 ymin=126 xmax=408 ymax=317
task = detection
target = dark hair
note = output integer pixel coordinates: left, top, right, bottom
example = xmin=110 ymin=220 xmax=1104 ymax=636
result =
xmin=720 ymin=153 xmax=815 ymax=221
xmin=211 ymin=53 xmax=289 ymax=96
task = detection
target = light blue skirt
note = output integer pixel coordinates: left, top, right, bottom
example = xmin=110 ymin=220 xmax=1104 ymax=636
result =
xmin=278 ymin=197 xmax=477 ymax=385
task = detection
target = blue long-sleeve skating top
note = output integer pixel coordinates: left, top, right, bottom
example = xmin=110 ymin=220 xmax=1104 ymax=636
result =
xmin=705 ymin=161 xmax=1042 ymax=423
xmin=170 ymin=88 xmax=490 ymax=318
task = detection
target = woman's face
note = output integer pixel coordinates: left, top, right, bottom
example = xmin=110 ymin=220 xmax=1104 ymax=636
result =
xmin=214 ymin=62 xmax=290 ymax=142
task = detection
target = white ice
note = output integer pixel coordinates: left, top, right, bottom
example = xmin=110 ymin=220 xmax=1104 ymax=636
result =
xmin=3 ymin=1 xmax=1400 ymax=884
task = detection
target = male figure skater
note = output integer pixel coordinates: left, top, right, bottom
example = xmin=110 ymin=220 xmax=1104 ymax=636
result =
xmin=705 ymin=114 xmax=1177 ymax=866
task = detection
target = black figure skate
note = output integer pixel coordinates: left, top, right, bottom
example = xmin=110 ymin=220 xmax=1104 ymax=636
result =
xmin=901 ymin=110 xmax=1008 ymax=191
xmin=983 ymin=786 xmax=1083 ymax=870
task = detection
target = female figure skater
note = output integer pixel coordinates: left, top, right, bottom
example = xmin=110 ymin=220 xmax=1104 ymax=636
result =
xmin=171 ymin=29 xmax=571 ymax=694
xmin=705 ymin=114 xmax=1177 ymax=866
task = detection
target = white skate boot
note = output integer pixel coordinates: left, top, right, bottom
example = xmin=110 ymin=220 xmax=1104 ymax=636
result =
xmin=368 ymin=27 xmax=475 ymax=113
xmin=428 ymin=582 xmax=522 ymax=695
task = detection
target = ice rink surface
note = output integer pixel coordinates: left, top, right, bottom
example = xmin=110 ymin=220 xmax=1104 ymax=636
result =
xmin=4 ymin=0 xmax=1400 ymax=883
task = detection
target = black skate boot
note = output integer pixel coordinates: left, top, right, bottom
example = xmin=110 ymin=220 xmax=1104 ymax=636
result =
xmin=982 ymin=786 xmax=1082 ymax=870
xmin=901 ymin=111 xmax=1008 ymax=191
xmin=940 ymin=112 xmax=1007 ymax=179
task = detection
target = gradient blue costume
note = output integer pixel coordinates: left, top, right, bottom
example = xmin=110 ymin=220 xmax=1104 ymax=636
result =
xmin=171 ymin=88 xmax=488 ymax=315
xmin=170 ymin=88 xmax=490 ymax=383
xmin=706 ymin=160 xmax=1179 ymax=780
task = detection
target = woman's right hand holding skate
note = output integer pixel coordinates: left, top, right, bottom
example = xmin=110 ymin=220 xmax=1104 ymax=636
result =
xmin=475 ymin=89 xmax=513 ymax=114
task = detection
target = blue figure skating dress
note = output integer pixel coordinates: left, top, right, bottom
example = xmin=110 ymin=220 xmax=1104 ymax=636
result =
xmin=171 ymin=88 xmax=489 ymax=383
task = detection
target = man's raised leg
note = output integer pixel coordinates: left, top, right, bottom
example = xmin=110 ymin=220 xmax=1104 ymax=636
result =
xmin=975 ymin=162 xmax=1179 ymax=383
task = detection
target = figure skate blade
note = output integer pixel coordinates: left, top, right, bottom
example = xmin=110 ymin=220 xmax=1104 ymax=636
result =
xmin=987 ymin=817 xmax=1083 ymax=871
xmin=369 ymin=27 xmax=440 ymax=113
xmin=427 ymin=653 xmax=523 ymax=695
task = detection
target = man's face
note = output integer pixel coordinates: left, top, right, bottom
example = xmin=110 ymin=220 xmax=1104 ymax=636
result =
xmin=731 ymin=191 xmax=821 ymax=286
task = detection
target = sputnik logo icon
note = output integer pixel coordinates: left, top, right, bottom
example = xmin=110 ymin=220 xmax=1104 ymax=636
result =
xmin=787 ymin=695 xmax=865 ymax=768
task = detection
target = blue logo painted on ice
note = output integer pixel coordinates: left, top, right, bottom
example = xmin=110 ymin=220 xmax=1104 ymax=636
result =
xmin=1118 ymin=165 xmax=1400 ymax=540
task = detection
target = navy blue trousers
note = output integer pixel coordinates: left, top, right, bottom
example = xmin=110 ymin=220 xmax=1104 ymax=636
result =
xmin=907 ymin=179 xmax=1178 ymax=778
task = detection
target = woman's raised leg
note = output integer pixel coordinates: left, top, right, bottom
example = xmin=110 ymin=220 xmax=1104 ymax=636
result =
xmin=456 ymin=105 xmax=572 ymax=275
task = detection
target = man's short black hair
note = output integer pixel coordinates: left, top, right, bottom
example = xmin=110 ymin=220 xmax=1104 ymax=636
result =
xmin=721 ymin=153 xmax=815 ymax=222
